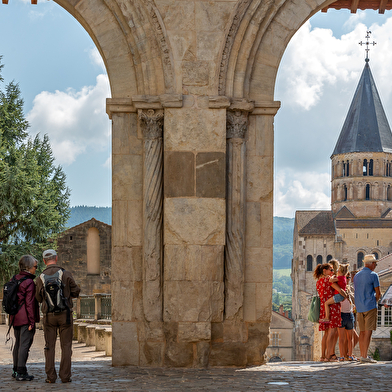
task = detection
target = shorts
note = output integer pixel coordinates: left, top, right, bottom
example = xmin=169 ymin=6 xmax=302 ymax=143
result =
xmin=340 ymin=312 xmax=355 ymax=330
xmin=333 ymin=293 xmax=345 ymax=303
xmin=357 ymin=308 xmax=377 ymax=331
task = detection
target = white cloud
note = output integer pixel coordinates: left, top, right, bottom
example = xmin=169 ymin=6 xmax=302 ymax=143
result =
xmin=88 ymin=48 xmax=106 ymax=73
xmin=277 ymin=21 xmax=369 ymax=110
xmin=274 ymin=170 xmax=331 ymax=217
xmin=27 ymin=74 xmax=111 ymax=165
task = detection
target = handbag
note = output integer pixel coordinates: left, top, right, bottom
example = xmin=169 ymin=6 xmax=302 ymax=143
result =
xmin=307 ymin=295 xmax=320 ymax=323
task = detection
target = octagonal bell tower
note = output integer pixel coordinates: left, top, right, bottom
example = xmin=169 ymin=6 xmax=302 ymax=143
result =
xmin=331 ymin=56 xmax=392 ymax=218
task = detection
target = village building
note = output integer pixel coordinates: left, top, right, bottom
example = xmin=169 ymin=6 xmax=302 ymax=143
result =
xmin=56 ymin=218 xmax=112 ymax=296
xmin=292 ymin=54 xmax=392 ymax=361
xmin=265 ymin=306 xmax=295 ymax=362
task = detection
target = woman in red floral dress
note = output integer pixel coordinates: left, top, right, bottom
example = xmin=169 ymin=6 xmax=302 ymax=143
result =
xmin=314 ymin=263 xmax=341 ymax=361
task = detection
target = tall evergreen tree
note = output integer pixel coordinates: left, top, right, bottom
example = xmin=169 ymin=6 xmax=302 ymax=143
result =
xmin=0 ymin=57 xmax=70 ymax=283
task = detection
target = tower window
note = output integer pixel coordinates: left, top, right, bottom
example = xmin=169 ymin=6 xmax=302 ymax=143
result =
xmin=316 ymin=255 xmax=323 ymax=265
xmin=377 ymin=240 xmax=380 ymax=246
xmin=366 ymin=184 xmax=370 ymax=200
xmin=363 ymin=159 xmax=368 ymax=176
xmin=369 ymin=159 xmax=374 ymax=176
xmin=327 ymin=255 xmax=333 ymax=262
xmin=346 ymin=160 xmax=349 ymax=176
xmin=306 ymin=255 xmax=313 ymax=272
xmin=372 ymin=252 xmax=379 ymax=260
xmin=357 ymin=252 xmax=364 ymax=268
xmin=343 ymin=185 xmax=347 ymax=201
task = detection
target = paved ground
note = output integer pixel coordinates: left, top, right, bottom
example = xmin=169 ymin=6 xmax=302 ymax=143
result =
xmin=1 ymin=325 xmax=391 ymax=391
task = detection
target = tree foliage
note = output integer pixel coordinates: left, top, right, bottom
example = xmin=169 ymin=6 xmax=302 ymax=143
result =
xmin=0 ymin=57 xmax=70 ymax=283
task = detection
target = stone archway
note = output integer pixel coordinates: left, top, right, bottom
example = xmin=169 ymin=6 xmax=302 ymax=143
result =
xmin=49 ymin=0 xmax=366 ymax=367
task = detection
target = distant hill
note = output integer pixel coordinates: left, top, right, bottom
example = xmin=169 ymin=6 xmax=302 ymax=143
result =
xmin=66 ymin=206 xmax=112 ymax=228
xmin=273 ymin=217 xmax=294 ymax=269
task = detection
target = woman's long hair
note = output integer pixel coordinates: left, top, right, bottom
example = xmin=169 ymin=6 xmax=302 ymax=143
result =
xmin=313 ymin=263 xmax=332 ymax=280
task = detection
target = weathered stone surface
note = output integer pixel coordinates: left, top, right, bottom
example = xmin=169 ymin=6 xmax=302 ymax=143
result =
xmin=178 ymin=322 xmax=211 ymax=342
xmin=164 ymin=342 xmax=194 ymax=367
xmin=211 ymin=322 xmax=223 ymax=342
xmin=164 ymin=151 xmax=195 ymax=197
xmin=247 ymin=155 xmax=272 ymax=201
xmin=196 ymin=152 xmax=225 ymax=198
xmin=140 ymin=342 xmax=165 ymax=366
xmin=112 ymin=280 xmax=143 ymax=322
xmin=245 ymin=247 xmax=273 ymax=284
xmin=195 ymin=341 xmax=211 ymax=367
xmin=164 ymin=198 xmax=225 ymax=245
xmin=138 ymin=321 xmax=165 ymax=342
xmin=163 ymin=281 xmax=224 ymax=322
xmin=112 ymin=154 xmax=143 ymax=201
xmin=182 ymin=61 xmax=210 ymax=86
xmin=112 ymin=246 xmax=142 ymax=282
xmin=164 ymin=245 xmax=224 ymax=282
xmin=209 ymin=342 xmax=247 ymax=367
xmin=57 ymin=219 xmax=111 ymax=296
xmin=112 ymin=113 xmax=141 ymax=155
xmin=246 ymin=202 xmax=261 ymax=247
xmin=222 ymin=320 xmax=247 ymax=343
xmin=164 ymin=108 xmax=226 ymax=152
xmin=112 ymin=321 xmax=139 ymax=366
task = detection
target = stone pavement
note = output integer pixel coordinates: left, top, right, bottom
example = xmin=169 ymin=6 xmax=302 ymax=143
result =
xmin=1 ymin=325 xmax=392 ymax=391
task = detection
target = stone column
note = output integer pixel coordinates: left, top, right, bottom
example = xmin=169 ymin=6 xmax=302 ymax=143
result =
xmin=225 ymin=109 xmax=248 ymax=320
xmin=107 ymin=98 xmax=143 ymax=366
xmin=139 ymin=109 xmax=164 ymax=323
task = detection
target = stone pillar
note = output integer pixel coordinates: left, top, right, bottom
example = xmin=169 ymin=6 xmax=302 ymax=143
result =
xmin=139 ymin=109 xmax=164 ymax=322
xmin=225 ymin=107 xmax=250 ymax=320
xmin=163 ymin=95 xmax=227 ymax=367
xmin=107 ymin=98 xmax=143 ymax=366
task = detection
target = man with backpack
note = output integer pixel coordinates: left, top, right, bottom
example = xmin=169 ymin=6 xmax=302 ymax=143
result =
xmin=3 ymin=255 xmax=40 ymax=381
xmin=35 ymin=249 xmax=80 ymax=384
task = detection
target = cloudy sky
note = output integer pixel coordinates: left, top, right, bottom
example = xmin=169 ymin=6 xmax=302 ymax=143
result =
xmin=0 ymin=2 xmax=391 ymax=217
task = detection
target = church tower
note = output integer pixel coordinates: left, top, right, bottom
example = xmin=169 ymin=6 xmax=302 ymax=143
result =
xmin=331 ymin=57 xmax=392 ymax=218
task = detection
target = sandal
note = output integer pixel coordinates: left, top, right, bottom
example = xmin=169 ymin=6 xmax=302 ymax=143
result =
xmin=338 ymin=357 xmax=345 ymax=361
xmin=346 ymin=356 xmax=354 ymax=361
xmin=319 ymin=357 xmax=327 ymax=362
xmin=328 ymin=354 xmax=338 ymax=362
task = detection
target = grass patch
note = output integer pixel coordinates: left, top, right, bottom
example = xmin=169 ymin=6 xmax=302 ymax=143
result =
xmin=273 ymin=268 xmax=291 ymax=277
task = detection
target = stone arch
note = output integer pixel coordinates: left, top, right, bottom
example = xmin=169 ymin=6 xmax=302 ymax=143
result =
xmin=218 ymin=0 xmax=330 ymax=100
xmin=55 ymin=0 xmax=175 ymax=97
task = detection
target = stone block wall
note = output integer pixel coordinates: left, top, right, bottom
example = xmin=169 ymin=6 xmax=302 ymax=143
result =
xmin=57 ymin=218 xmax=111 ymax=295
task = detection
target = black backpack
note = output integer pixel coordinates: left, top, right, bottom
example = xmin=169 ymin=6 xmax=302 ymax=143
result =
xmin=3 ymin=275 xmax=30 ymax=315
xmin=40 ymin=269 xmax=68 ymax=313
xmin=3 ymin=275 xmax=33 ymax=346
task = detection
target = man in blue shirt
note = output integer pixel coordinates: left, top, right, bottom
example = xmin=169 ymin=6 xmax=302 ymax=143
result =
xmin=353 ymin=254 xmax=381 ymax=363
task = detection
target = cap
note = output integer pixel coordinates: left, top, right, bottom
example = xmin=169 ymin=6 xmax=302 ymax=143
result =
xmin=43 ymin=249 xmax=57 ymax=259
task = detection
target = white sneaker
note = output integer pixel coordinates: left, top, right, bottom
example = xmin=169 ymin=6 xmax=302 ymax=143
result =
xmin=360 ymin=356 xmax=377 ymax=363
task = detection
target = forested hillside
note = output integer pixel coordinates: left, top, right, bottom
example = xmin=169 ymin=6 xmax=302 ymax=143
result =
xmin=66 ymin=206 xmax=111 ymax=228
xmin=273 ymin=217 xmax=294 ymax=269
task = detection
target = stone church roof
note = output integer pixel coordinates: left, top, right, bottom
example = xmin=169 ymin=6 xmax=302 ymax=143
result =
xmin=332 ymin=61 xmax=392 ymax=156
xmin=296 ymin=211 xmax=335 ymax=236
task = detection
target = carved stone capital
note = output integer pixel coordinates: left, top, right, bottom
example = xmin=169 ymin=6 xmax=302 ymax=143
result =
xmin=226 ymin=110 xmax=248 ymax=139
xmin=139 ymin=109 xmax=164 ymax=140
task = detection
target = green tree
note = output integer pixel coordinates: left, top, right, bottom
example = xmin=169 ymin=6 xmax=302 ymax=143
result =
xmin=0 ymin=57 xmax=70 ymax=283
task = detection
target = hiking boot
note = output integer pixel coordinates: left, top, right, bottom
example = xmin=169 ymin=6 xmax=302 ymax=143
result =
xmin=45 ymin=379 xmax=56 ymax=383
xmin=61 ymin=379 xmax=72 ymax=383
xmin=12 ymin=371 xmax=17 ymax=379
xmin=16 ymin=373 xmax=34 ymax=381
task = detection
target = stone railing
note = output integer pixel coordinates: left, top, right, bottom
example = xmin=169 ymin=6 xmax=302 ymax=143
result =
xmin=75 ymin=293 xmax=111 ymax=321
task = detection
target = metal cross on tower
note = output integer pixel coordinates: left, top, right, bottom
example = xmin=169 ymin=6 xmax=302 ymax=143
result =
xmin=359 ymin=31 xmax=376 ymax=62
